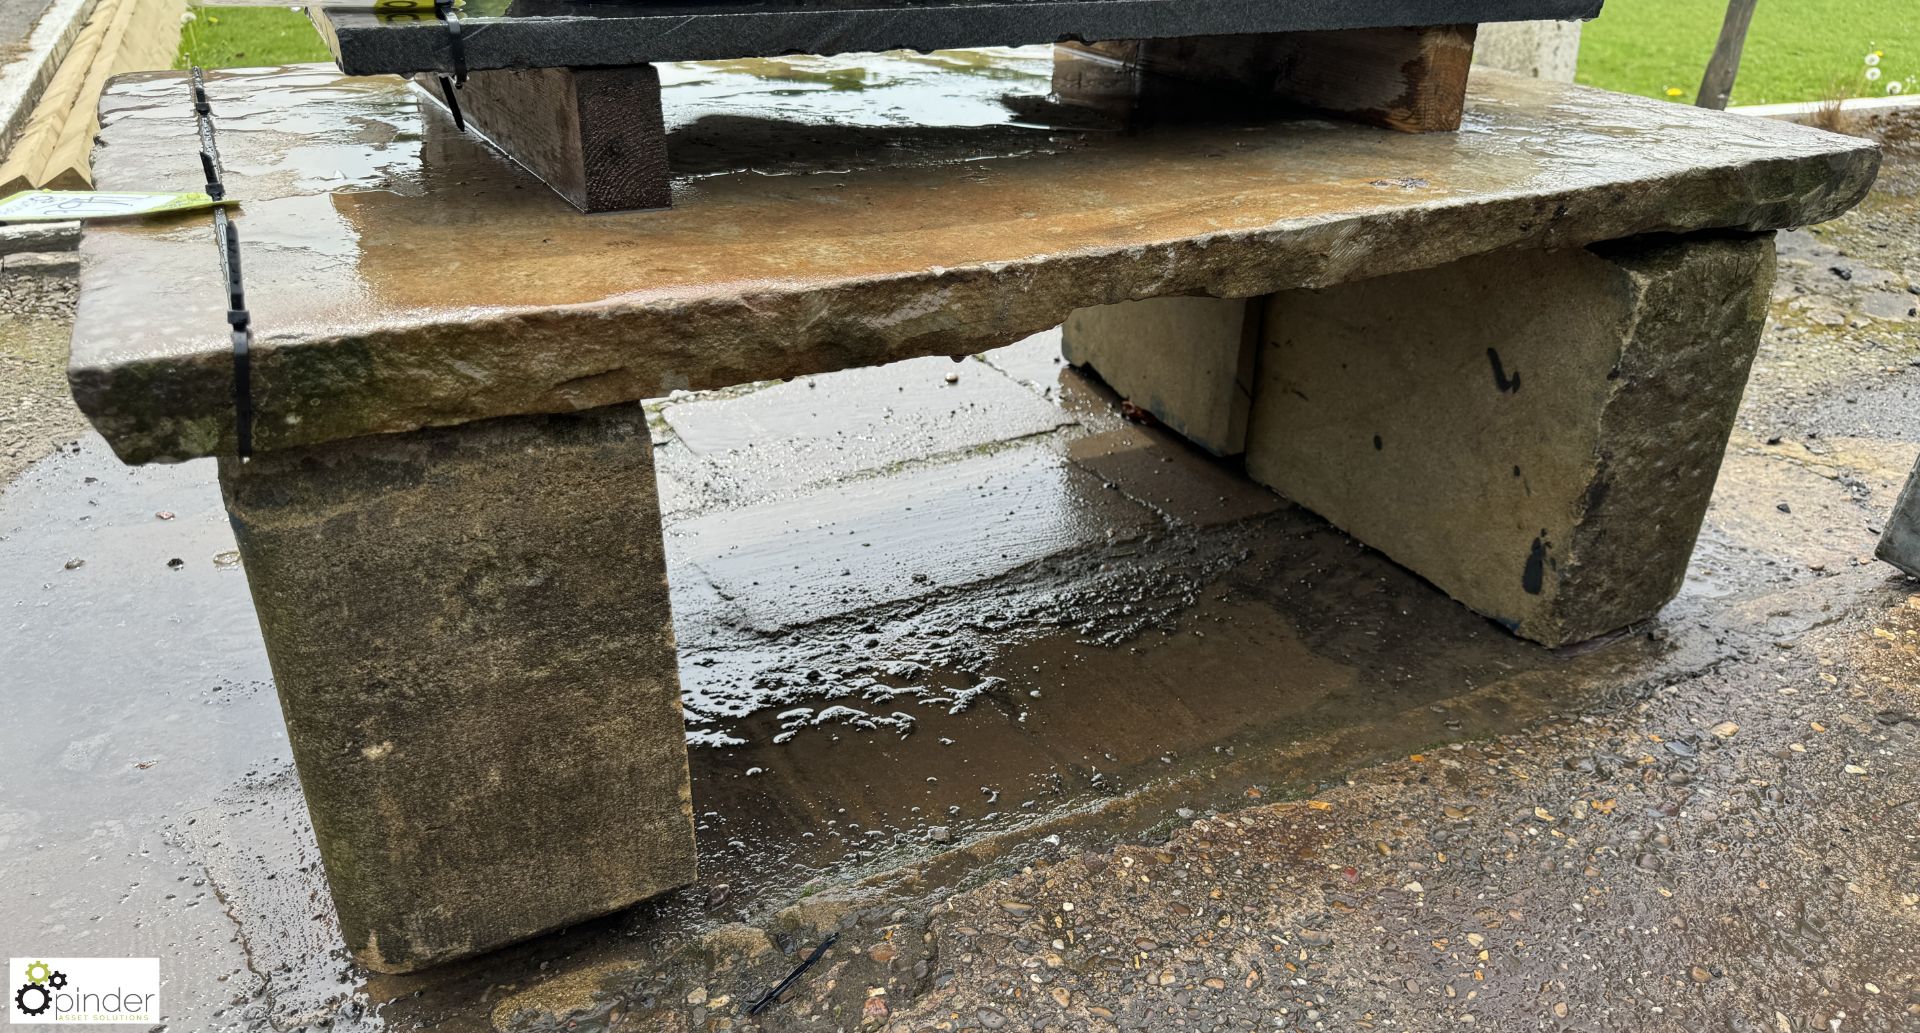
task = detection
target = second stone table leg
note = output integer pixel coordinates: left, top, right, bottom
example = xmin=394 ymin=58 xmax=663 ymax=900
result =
xmin=1245 ymin=233 xmax=1777 ymax=646
xmin=217 ymin=402 xmax=695 ymax=973
xmin=1060 ymin=232 xmax=1776 ymax=646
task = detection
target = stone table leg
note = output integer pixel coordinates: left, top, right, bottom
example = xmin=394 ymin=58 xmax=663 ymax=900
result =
xmin=217 ymin=403 xmax=695 ymax=973
xmin=1061 ymin=296 xmax=1261 ymax=457
xmin=1244 ymin=233 xmax=1776 ymax=646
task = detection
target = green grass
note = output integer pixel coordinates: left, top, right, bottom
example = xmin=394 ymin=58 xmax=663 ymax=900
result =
xmin=171 ymin=0 xmax=1920 ymax=107
xmin=175 ymin=7 xmax=331 ymax=70
xmin=1576 ymin=0 xmax=1920 ymax=106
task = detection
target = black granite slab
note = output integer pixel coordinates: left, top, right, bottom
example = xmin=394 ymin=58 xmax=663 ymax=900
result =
xmin=317 ymin=0 xmax=1603 ymax=76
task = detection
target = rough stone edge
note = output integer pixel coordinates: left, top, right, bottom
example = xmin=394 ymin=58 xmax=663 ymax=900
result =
xmin=1540 ymin=231 xmax=1776 ymax=644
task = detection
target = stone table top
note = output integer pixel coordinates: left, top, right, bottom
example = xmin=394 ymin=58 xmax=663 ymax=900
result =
xmin=72 ymin=53 xmax=1877 ymax=464
xmin=315 ymin=0 xmax=1603 ymax=77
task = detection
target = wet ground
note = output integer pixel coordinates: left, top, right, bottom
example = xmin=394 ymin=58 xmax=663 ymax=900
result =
xmin=0 ymin=270 xmax=84 ymax=483
xmin=4 ymin=106 xmax=1920 ymax=1032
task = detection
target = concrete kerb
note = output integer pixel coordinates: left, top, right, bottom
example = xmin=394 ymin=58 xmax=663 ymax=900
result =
xmin=1732 ymin=92 xmax=1920 ymax=122
xmin=0 ymin=219 xmax=80 ymax=254
xmin=0 ymin=0 xmax=98 ymax=152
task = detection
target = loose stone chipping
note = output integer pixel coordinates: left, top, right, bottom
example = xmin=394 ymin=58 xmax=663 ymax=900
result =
xmin=219 ymin=403 xmax=696 ymax=973
xmin=1244 ymin=233 xmax=1777 ymax=645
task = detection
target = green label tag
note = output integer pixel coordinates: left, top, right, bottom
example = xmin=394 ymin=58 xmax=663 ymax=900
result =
xmin=0 ymin=190 xmax=233 ymax=223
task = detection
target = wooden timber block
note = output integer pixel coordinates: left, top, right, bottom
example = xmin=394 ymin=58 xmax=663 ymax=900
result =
xmin=1055 ymin=24 xmax=1479 ymax=132
xmin=436 ymin=64 xmax=670 ymax=213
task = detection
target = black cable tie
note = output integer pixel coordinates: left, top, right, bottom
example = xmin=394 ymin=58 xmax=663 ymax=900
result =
xmin=224 ymin=221 xmax=245 ymax=311
xmin=191 ymin=68 xmax=253 ymax=461
xmin=436 ymin=74 xmax=465 ymax=132
xmin=747 ymin=934 xmax=837 ymax=1015
xmin=222 ymin=218 xmax=252 ymax=461
xmin=231 ymin=328 xmax=253 ymax=459
xmin=435 ymin=0 xmax=469 ymax=85
xmin=198 ymin=151 xmax=224 ymax=200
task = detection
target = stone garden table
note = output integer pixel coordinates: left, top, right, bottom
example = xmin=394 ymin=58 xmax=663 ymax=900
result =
xmin=67 ymin=51 xmax=1875 ymax=972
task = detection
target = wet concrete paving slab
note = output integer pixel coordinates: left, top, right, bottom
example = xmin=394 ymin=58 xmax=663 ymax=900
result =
xmin=671 ymin=441 xmax=1159 ymax=633
xmin=1064 ymin=428 xmax=1283 ymax=528
xmin=661 ymin=355 xmax=1074 ymax=503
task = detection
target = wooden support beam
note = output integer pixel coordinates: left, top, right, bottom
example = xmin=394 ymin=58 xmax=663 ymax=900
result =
xmin=1695 ymin=0 xmax=1759 ymax=110
xmin=434 ymin=64 xmax=670 ymax=213
xmin=1056 ymin=24 xmax=1479 ymax=133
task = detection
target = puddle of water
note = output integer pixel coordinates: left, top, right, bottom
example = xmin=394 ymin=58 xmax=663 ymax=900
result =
xmin=0 ymin=447 xmax=280 ymax=1025
xmin=668 ymin=441 xmax=1158 ymax=640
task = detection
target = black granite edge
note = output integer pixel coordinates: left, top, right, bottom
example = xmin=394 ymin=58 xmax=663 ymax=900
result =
xmin=322 ymin=0 xmax=1603 ymax=76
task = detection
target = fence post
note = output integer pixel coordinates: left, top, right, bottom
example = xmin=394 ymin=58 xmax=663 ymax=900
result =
xmin=1696 ymin=0 xmax=1759 ymax=109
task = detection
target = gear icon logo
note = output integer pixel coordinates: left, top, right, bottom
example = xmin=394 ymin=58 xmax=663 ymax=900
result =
xmin=14 ymin=982 xmax=50 ymax=1017
xmin=14 ymin=960 xmax=64 ymax=1018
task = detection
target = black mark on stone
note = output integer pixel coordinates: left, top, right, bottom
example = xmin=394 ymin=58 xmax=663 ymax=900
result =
xmin=1580 ymin=456 xmax=1614 ymax=516
xmin=1512 ymin=465 xmax=1522 ymax=477
xmin=1373 ymin=434 xmax=1383 ymax=451
xmin=1488 ymin=348 xmax=1521 ymax=393
xmin=1522 ymin=531 xmax=1549 ymax=595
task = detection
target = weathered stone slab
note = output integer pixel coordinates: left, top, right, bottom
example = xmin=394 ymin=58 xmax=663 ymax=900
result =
xmin=1061 ymin=296 xmax=1259 ymax=456
xmin=314 ymin=0 xmax=1601 ymax=77
xmin=1243 ymin=233 xmax=1776 ymax=646
xmin=219 ymin=402 xmax=696 ymax=973
xmin=72 ymin=60 xmax=1876 ymax=464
